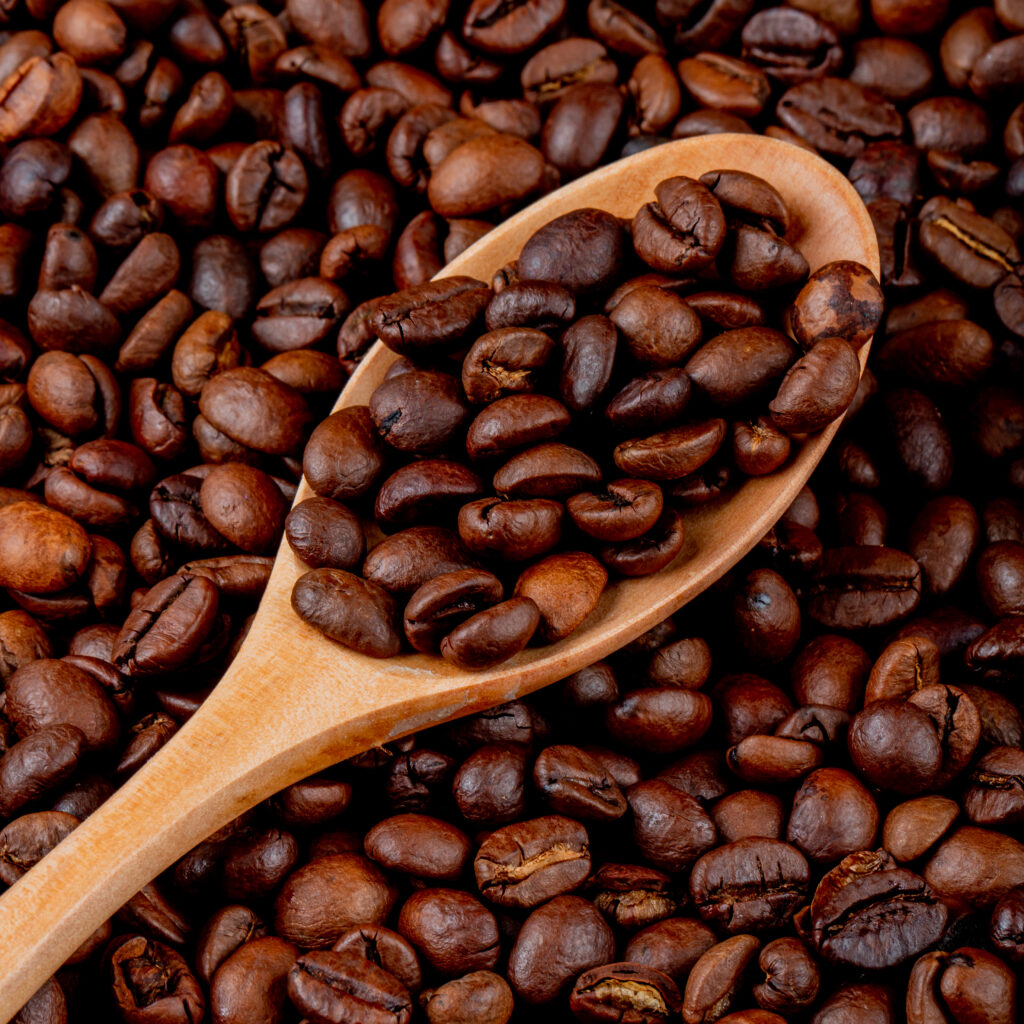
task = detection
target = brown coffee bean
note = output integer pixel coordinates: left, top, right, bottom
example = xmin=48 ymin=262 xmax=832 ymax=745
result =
xmin=274 ymin=853 xmax=397 ymax=948
xmin=0 ymin=502 xmax=91 ymax=595
xmin=463 ymin=327 xmax=556 ymax=406
xmin=402 ymin=569 xmax=504 ymax=655
xmin=466 ymin=395 xmax=571 ymax=462
xmin=682 ymin=935 xmax=761 ymax=1024
xmin=114 ymin=573 xmax=219 ymax=677
xmin=286 ymin=497 xmax=364 ymax=571
xmin=788 ymin=767 xmax=878 ymax=864
xmin=686 ymin=328 xmax=798 ymax=407
xmin=304 ymin=407 xmax=385 ymax=503
xmin=429 ymin=134 xmax=546 ymax=217
xmin=628 ymin=779 xmax=717 ymax=873
xmin=518 ymin=207 xmax=628 ymax=300
xmin=364 ymin=527 xmax=478 ymax=595
xmin=440 ymin=598 xmax=540 ymax=669
xmin=507 ymin=895 xmax=614 ymax=1004
xmin=690 ymin=838 xmax=810 ymax=933
xmin=514 ymin=551 xmax=606 ymax=642
xmin=848 ymin=700 xmax=941 ymax=795
xmin=292 ymin=568 xmax=400 ymax=658
xmin=365 ymin=813 xmax=471 ymax=883
xmin=632 ymin=176 xmax=725 ymax=275
xmin=769 ymin=337 xmax=861 ymax=434
xmin=614 ymin=420 xmax=726 ymax=480
xmin=807 ymin=850 xmax=947 ymax=969
xmin=475 ymin=814 xmax=590 ymax=908
xmin=399 ymin=887 xmax=500 ymax=975
xmin=883 ymin=796 xmax=960 ymax=863
xmin=374 ymin=277 xmax=491 ymax=358
xmin=808 ymin=547 xmax=922 ymax=630
xmin=109 ymin=935 xmax=205 ymax=1024
xmin=370 ymin=369 xmax=469 ymax=455
xmin=287 ymin=948 xmax=412 ymax=1024
xmin=776 ymin=77 xmax=903 ymax=158
xmin=559 ymin=314 xmax=618 ymax=413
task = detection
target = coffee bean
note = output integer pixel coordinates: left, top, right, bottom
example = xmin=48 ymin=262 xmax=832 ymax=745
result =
xmin=507 ymin=895 xmax=614 ymax=1004
xmin=274 ymin=853 xmax=397 ymax=949
xmin=475 ymin=814 xmax=590 ymax=908
xmin=288 ymin=949 xmax=412 ymax=1024
xmin=807 ymin=850 xmax=947 ymax=969
xmin=690 ymin=838 xmax=810 ymax=933
xmin=398 ymin=887 xmax=500 ymax=975
xmin=291 ymin=569 xmax=400 ymax=658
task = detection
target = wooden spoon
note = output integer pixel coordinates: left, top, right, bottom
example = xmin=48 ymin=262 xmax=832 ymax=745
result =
xmin=0 ymin=134 xmax=877 ymax=1019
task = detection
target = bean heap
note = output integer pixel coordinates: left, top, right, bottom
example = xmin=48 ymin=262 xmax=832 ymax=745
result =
xmin=0 ymin=0 xmax=1023 ymax=1021
xmin=288 ymin=178 xmax=883 ymax=666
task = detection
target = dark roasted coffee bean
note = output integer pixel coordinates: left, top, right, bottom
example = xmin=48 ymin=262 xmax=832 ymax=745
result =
xmin=457 ymin=497 xmax=563 ymax=563
xmin=570 ymin=962 xmax=681 ymax=1024
xmin=807 ymin=850 xmax=947 ymax=969
xmin=475 ymin=814 xmax=590 ymax=908
xmin=441 ymin=597 xmax=540 ymax=669
xmin=370 ymin=369 xmax=469 ymax=455
xmin=374 ymin=277 xmax=491 ymax=358
xmin=508 ymin=895 xmax=614 ymax=1004
xmin=365 ymin=527 xmax=478 ymax=595
xmin=632 ymin=176 xmax=725 ymax=274
xmin=682 ymin=934 xmax=761 ymax=1024
xmin=519 ymin=208 xmax=628 ymax=301
xmin=690 ymin=838 xmax=810 ymax=933
xmin=287 ymin=948 xmax=412 ymax=1024
xmin=808 ymin=547 xmax=921 ymax=629
xmin=776 ymin=77 xmax=903 ymax=158
xmin=113 ymin=573 xmax=219 ymax=677
xmin=403 ymin=568 xmax=504 ymax=654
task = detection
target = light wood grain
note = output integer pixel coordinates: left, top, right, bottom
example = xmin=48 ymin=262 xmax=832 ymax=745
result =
xmin=0 ymin=134 xmax=878 ymax=1021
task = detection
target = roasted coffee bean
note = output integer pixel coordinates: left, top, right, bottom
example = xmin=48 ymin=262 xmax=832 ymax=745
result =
xmin=752 ymin=937 xmax=820 ymax=1016
xmin=682 ymin=935 xmax=761 ymax=1024
xmin=364 ymin=527 xmax=478 ymax=595
xmin=441 ymin=597 xmax=540 ymax=669
xmin=286 ymin=497 xmax=364 ymax=571
xmin=287 ymin=949 xmax=412 ymax=1024
xmin=374 ymin=277 xmax=491 ymax=358
xmin=507 ymin=895 xmax=614 ymax=1004
xmin=399 ymin=887 xmax=500 ymax=976
xmin=292 ymin=569 xmax=400 ymax=658
xmin=458 ymin=498 xmax=563 ymax=562
xmin=788 ymin=768 xmax=879 ymax=864
xmin=404 ymin=568 xmax=504 ymax=654
xmin=463 ymin=327 xmax=556 ymax=406
xmin=808 ymin=547 xmax=922 ymax=629
xmin=776 ymin=77 xmax=904 ymax=158
xmin=570 ymin=962 xmax=682 ymax=1024
xmin=518 ymin=208 xmax=628 ymax=301
xmin=628 ymin=779 xmax=717 ymax=873
xmin=304 ymin=407 xmax=386 ymax=502
xmin=690 ymin=838 xmax=810 ymax=933
xmin=109 ymin=935 xmax=205 ymax=1024
xmin=632 ymin=176 xmax=725 ymax=275
xmin=475 ymin=814 xmax=590 ymax=908
xmin=275 ymin=853 xmax=398 ymax=949
xmin=806 ymin=850 xmax=948 ymax=969
xmin=769 ymin=337 xmax=861 ymax=434
xmin=113 ymin=573 xmax=219 ymax=677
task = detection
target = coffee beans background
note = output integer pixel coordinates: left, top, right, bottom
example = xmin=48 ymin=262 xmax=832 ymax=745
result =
xmin=0 ymin=0 xmax=1023 ymax=1021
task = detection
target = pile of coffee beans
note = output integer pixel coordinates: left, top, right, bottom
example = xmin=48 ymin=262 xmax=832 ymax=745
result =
xmin=1 ymin=0 xmax=1024 ymax=1020
xmin=287 ymin=178 xmax=883 ymax=666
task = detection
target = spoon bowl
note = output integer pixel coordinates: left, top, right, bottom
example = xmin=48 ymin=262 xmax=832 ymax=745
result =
xmin=0 ymin=133 xmax=878 ymax=1020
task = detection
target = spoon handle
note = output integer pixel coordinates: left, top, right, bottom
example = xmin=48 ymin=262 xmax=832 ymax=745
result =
xmin=0 ymin=645 xmax=363 ymax=1022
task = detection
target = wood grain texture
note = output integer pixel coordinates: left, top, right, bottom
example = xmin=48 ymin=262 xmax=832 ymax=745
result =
xmin=0 ymin=134 xmax=878 ymax=1022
